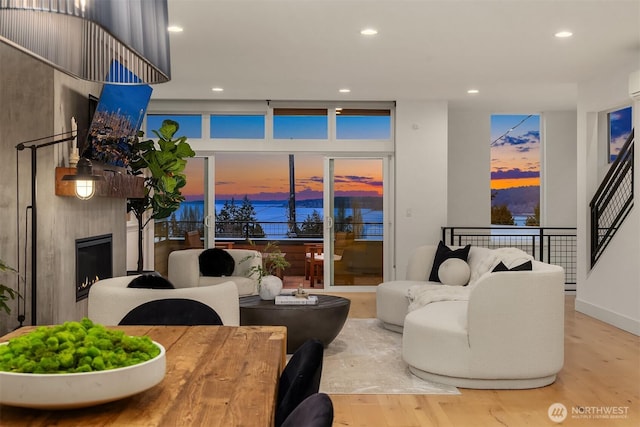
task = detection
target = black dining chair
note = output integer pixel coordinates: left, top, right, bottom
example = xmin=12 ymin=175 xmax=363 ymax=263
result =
xmin=281 ymin=393 xmax=334 ymax=427
xmin=118 ymin=298 xmax=224 ymax=326
xmin=275 ymin=338 xmax=324 ymax=427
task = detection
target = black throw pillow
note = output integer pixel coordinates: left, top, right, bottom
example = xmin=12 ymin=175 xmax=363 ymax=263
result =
xmin=492 ymin=260 xmax=533 ymax=272
xmin=199 ymin=248 xmax=235 ymax=277
xmin=428 ymin=241 xmax=471 ymax=282
xmin=128 ymin=274 xmax=175 ymax=289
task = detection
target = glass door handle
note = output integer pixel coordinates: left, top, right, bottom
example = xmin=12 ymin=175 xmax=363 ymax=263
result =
xmin=326 ymin=216 xmax=333 ymax=229
xmin=204 ymin=215 xmax=212 ymax=228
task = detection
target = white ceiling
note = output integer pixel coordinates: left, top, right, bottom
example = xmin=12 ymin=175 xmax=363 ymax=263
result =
xmin=152 ymin=0 xmax=640 ymax=112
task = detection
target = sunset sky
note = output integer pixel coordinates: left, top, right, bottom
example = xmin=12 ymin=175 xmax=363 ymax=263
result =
xmin=182 ymin=155 xmax=383 ymax=202
xmin=177 ymin=113 xmax=544 ymax=200
xmin=490 ymin=114 xmax=540 ymax=190
xmin=609 ymin=106 xmax=633 ymax=162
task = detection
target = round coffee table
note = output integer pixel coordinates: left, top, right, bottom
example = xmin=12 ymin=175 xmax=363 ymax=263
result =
xmin=239 ymin=294 xmax=351 ymax=354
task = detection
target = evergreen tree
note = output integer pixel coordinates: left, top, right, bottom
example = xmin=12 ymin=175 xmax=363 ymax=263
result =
xmin=334 ymin=199 xmax=352 ymax=233
xmin=238 ymin=195 xmax=265 ymax=238
xmin=351 ymin=201 xmax=363 ymax=238
xmin=299 ymin=210 xmax=323 ymax=237
xmin=525 ymin=203 xmax=540 ymax=226
xmin=169 ymin=212 xmax=179 ymax=238
xmin=216 ymin=198 xmax=238 ymax=236
xmin=491 ymin=204 xmax=515 ymax=225
xmin=215 ymin=196 xmax=264 ymax=238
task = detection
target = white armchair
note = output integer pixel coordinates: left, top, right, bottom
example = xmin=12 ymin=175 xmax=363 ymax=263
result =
xmin=87 ymin=275 xmax=240 ymax=326
xmin=167 ymin=248 xmax=262 ymax=296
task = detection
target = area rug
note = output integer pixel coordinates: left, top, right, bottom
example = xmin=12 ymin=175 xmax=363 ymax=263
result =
xmin=319 ymin=318 xmax=460 ymax=395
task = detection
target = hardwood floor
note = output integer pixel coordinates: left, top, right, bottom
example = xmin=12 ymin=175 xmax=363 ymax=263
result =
xmin=323 ymin=293 xmax=639 ymax=427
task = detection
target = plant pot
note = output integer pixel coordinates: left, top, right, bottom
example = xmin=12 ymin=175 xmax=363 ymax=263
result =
xmin=259 ymin=275 xmax=283 ymax=300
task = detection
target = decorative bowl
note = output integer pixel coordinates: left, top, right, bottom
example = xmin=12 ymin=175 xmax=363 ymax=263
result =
xmin=0 ymin=341 xmax=166 ymax=409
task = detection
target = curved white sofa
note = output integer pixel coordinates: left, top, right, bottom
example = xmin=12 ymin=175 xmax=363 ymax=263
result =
xmin=377 ymin=245 xmax=494 ymax=332
xmin=88 ymin=275 xmax=240 ymax=326
xmin=168 ymin=248 xmax=261 ymax=296
xmin=377 ymin=244 xmax=565 ymax=389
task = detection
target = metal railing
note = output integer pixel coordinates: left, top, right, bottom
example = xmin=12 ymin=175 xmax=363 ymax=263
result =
xmin=155 ymin=219 xmax=384 ymax=241
xmin=442 ymin=226 xmax=577 ymax=290
xmin=589 ymin=129 xmax=634 ymax=267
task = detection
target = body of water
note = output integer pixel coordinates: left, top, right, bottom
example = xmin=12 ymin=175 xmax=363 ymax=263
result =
xmin=174 ymin=200 xmax=383 ymax=239
xmin=174 ymin=200 xmax=532 ymax=237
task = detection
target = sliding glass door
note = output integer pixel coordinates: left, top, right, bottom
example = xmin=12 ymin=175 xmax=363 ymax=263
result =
xmin=324 ymin=157 xmax=388 ymax=289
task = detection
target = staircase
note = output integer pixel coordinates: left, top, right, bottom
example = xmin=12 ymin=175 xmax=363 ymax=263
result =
xmin=590 ymin=129 xmax=634 ymax=267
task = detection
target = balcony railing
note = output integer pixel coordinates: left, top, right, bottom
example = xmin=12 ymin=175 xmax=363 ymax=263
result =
xmin=442 ymin=226 xmax=577 ymax=291
xmin=155 ymin=219 xmax=384 ymax=241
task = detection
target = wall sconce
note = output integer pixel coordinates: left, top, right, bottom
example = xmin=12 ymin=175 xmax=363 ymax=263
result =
xmin=62 ymin=158 xmax=104 ymax=200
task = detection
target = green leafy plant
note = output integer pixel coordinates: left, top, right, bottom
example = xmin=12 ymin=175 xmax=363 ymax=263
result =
xmin=127 ymin=119 xmax=195 ymax=272
xmin=241 ymin=242 xmax=290 ymax=285
xmin=0 ymin=259 xmax=19 ymax=315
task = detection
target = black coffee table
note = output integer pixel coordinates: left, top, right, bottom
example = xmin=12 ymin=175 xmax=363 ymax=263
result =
xmin=239 ymin=294 xmax=351 ymax=353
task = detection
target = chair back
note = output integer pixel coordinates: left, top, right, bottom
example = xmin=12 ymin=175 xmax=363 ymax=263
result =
xmin=281 ymin=393 xmax=334 ymax=427
xmin=88 ymin=276 xmax=240 ymax=326
xmin=184 ymin=230 xmax=204 ymax=249
xmin=275 ymin=338 xmax=324 ymax=427
xmin=119 ymin=298 xmax=223 ymax=326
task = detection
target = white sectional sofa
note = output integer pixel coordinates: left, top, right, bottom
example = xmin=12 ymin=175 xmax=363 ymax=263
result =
xmin=167 ymin=248 xmax=262 ymax=296
xmin=376 ymin=244 xmax=565 ymax=389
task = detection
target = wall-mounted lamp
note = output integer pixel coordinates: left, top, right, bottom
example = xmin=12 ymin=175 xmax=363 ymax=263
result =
xmin=62 ymin=158 xmax=104 ymax=200
xmin=15 ymin=131 xmax=105 ymax=326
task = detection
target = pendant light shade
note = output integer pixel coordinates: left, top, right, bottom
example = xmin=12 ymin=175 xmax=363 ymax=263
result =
xmin=0 ymin=0 xmax=171 ymax=84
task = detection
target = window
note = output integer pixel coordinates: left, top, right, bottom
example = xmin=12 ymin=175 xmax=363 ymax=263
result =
xmin=214 ymin=153 xmax=324 ymax=239
xmin=147 ymin=114 xmax=202 ymax=138
xmin=608 ymin=106 xmax=632 ymax=163
xmin=273 ymin=108 xmax=328 ymax=139
xmin=490 ymin=114 xmax=540 ymax=226
xmin=336 ymin=109 xmax=391 ymax=139
xmin=210 ymin=114 xmax=265 ymax=139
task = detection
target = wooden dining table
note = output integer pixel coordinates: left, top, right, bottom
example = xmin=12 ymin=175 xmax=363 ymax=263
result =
xmin=0 ymin=325 xmax=287 ymax=426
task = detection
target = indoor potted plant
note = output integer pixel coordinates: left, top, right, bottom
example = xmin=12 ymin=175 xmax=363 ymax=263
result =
xmin=0 ymin=259 xmax=19 ymax=316
xmin=244 ymin=242 xmax=290 ymax=300
xmin=127 ymin=119 xmax=195 ymax=273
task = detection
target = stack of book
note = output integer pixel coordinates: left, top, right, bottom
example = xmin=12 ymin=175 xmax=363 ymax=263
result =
xmin=274 ymin=295 xmax=319 ymax=305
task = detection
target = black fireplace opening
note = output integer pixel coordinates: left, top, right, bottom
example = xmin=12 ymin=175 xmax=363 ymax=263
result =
xmin=76 ymin=234 xmax=113 ymax=301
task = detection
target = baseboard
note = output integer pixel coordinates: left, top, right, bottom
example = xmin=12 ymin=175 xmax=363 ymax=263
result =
xmin=575 ymin=298 xmax=640 ymax=336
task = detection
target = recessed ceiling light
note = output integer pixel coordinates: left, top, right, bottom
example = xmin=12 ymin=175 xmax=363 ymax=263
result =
xmin=360 ymin=28 xmax=378 ymax=36
xmin=339 ymin=88 xmax=351 ymax=93
xmin=554 ymin=30 xmax=573 ymax=38
xmin=168 ymin=26 xmax=183 ymax=33
xmin=211 ymin=87 xmax=224 ymax=92
xmin=467 ymin=89 xmax=479 ymax=94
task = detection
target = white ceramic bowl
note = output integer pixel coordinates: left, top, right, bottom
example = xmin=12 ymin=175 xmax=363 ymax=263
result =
xmin=0 ymin=341 xmax=166 ymax=409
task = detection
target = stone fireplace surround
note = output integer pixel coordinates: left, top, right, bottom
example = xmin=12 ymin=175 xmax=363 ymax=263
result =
xmin=0 ymin=43 xmax=129 ymax=333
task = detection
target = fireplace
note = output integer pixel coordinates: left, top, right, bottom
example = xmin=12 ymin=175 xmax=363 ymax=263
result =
xmin=76 ymin=234 xmax=113 ymax=301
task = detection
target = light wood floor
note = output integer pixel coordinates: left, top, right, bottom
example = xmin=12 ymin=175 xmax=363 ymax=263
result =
xmin=324 ymin=293 xmax=640 ymax=427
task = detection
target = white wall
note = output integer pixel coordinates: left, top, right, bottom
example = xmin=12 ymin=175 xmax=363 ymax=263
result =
xmin=447 ymin=110 xmax=491 ymax=226
xmin=575 ymin=63 xmax=640 ymax=335
xmin=542 ymin=111 xmax=577 ymax=226
xmin=393 ymin=100 xmax=448 ymax=279
xmin=447 ymin=110 xmax=577 ymax=228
